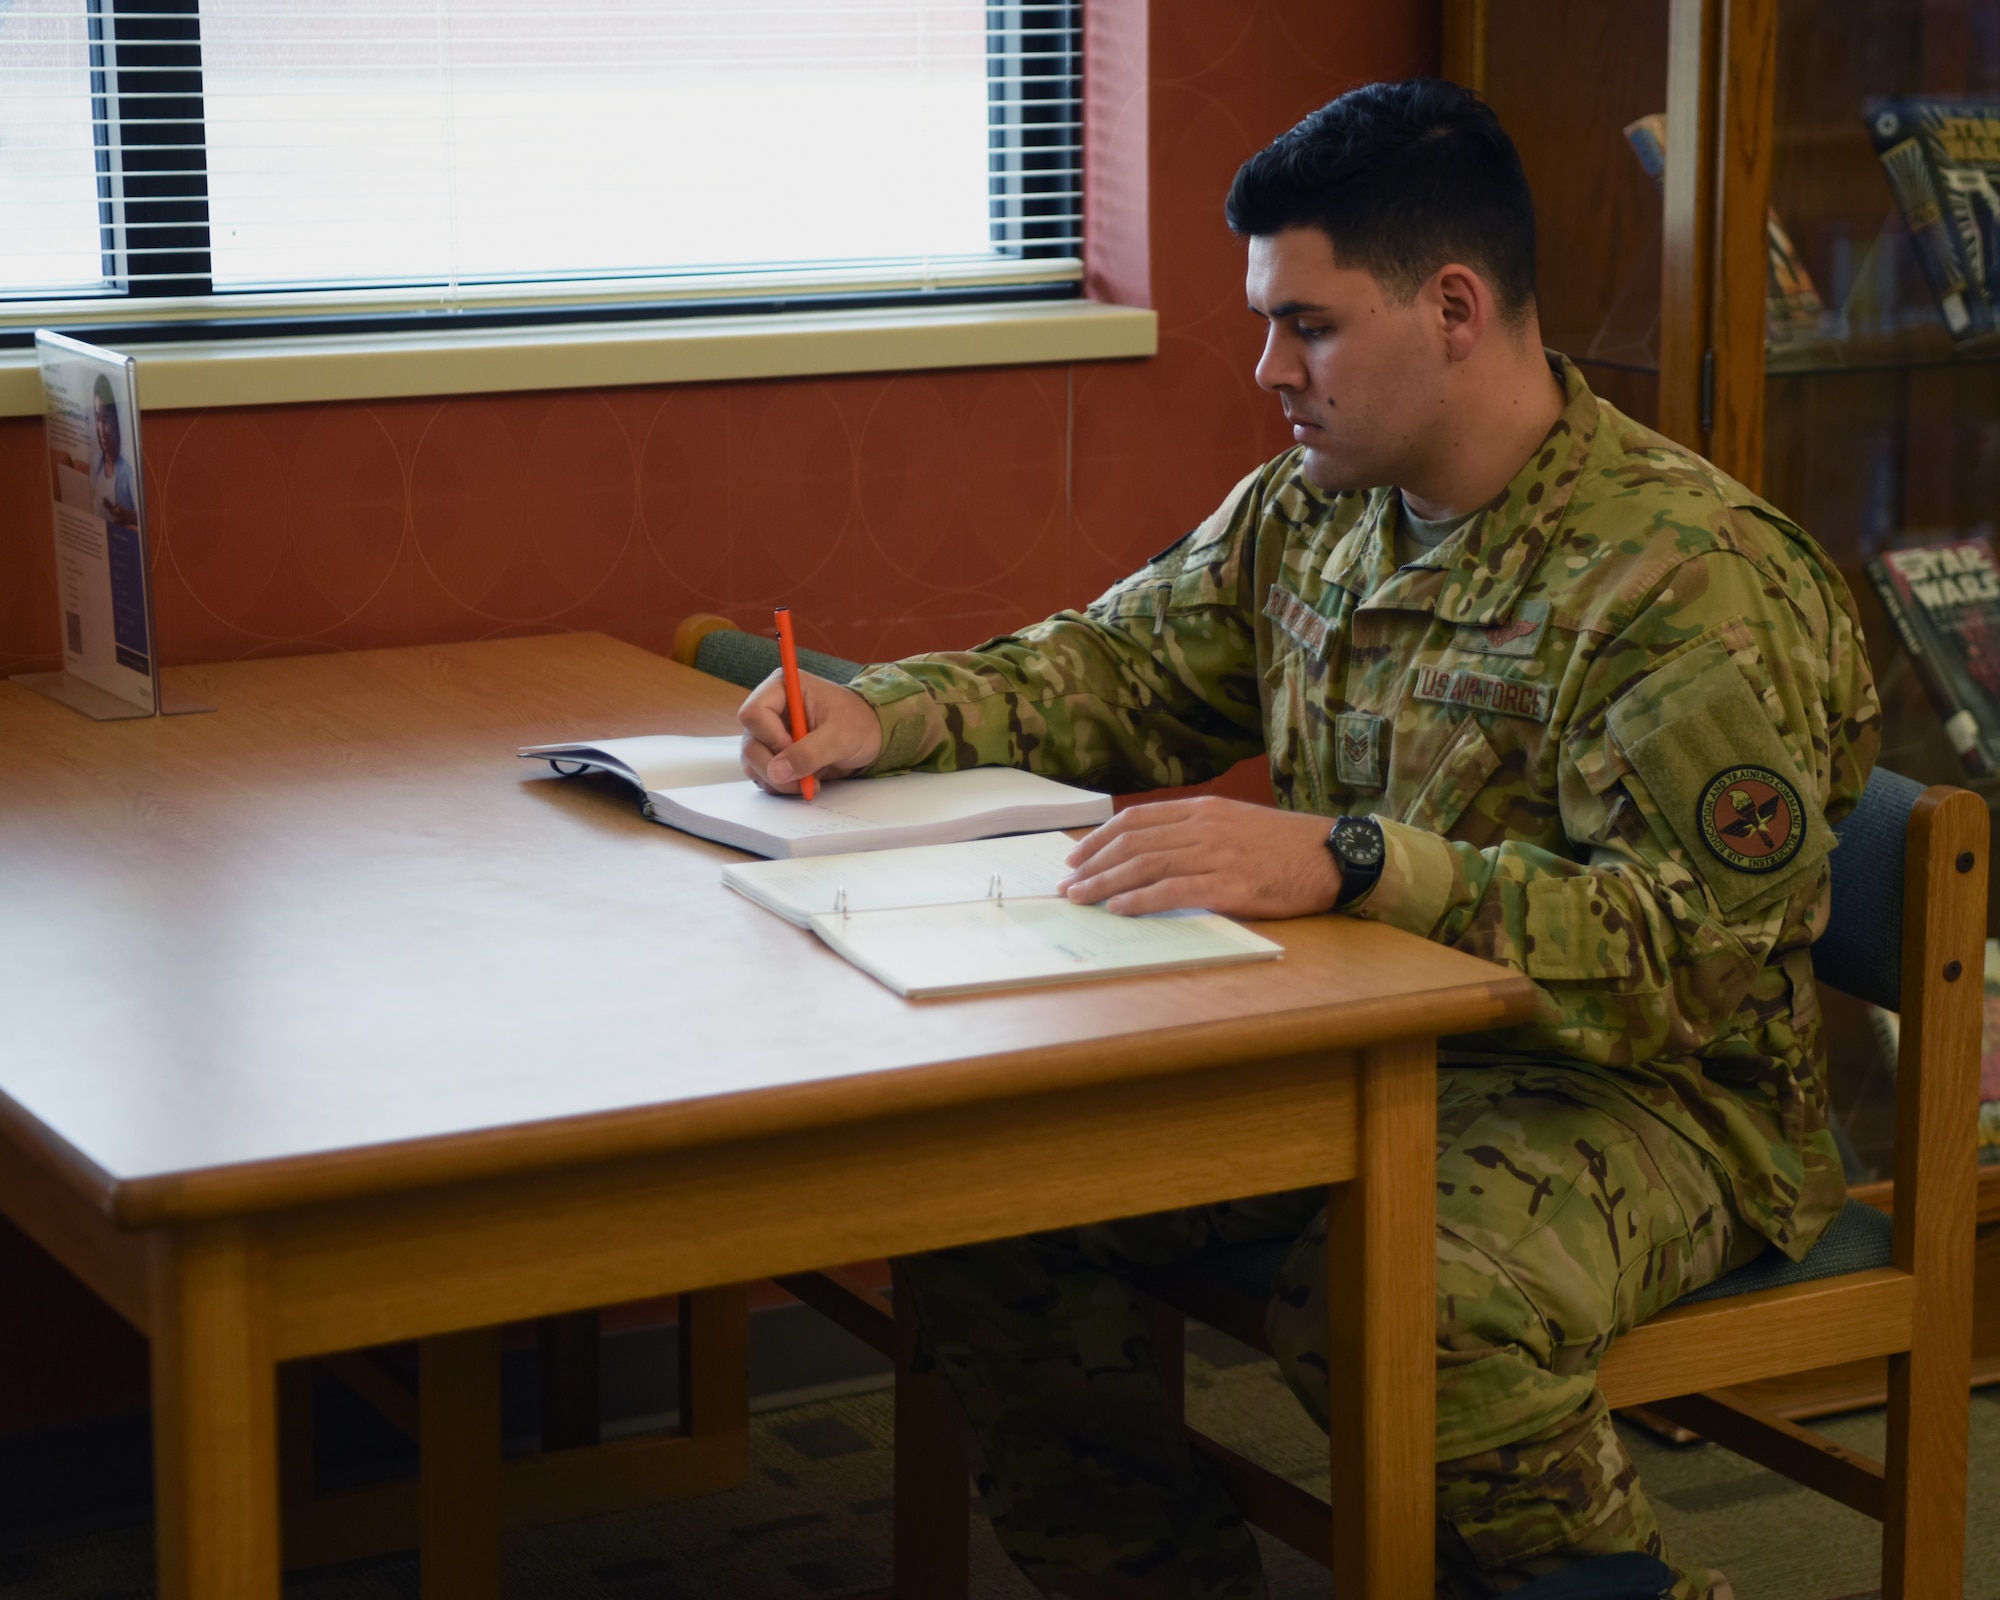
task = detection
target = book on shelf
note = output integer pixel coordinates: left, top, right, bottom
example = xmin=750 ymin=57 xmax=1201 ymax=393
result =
xmin=723 ymin=833 xmax=1284 ymax=997
xmin=1867 ymin=97 xmax=2000 ymax=341
xmin=1864 ymin=538 xmax=2000 ymax=777
xmin=1623 ymin=113 xmax=1825 ymax=348
xmin=519 ymin=733 xmax=1113 ymax=859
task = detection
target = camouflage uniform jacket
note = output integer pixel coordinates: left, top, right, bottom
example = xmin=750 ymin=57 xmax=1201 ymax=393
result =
xmin=849 ymin=358 xmax=1881 ymax=1257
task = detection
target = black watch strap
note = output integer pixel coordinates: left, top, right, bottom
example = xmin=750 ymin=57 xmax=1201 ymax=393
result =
xmin=1326 ymin=815 xmax=1386 ymax=910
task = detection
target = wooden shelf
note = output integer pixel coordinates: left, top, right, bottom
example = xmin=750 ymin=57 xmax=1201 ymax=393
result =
xmin=1765 ymin=327 xmax=2000 ymax=377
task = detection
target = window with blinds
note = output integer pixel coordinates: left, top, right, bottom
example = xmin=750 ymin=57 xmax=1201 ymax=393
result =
xmin=0 ymin=1 xmax=1082 ymax=329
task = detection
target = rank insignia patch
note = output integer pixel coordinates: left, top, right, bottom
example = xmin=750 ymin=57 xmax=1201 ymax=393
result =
xmin=1698 ymin=765 xmax=1806 ymax=873
xmin=1334 ymin=712 xmax=1385 ymax=788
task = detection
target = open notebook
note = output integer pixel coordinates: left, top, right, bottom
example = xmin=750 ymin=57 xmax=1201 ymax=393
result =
xmin=724 ymin=833 xmax=1283 ymax=997
xmin=520 ymin=734 xmax=1112 ymax=859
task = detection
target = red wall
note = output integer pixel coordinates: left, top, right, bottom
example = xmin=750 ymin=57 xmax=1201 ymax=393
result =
xmin=0 ymin=0 xmax=1438 ymax=1431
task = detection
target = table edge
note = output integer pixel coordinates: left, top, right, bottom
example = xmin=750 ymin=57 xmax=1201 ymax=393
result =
xmin=9 ymin=973 xmax=1535 ymax=1230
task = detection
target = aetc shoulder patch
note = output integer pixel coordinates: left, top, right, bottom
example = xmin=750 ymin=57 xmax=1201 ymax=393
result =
xmin=1698 ymin=766 xmax=1807 ymax=873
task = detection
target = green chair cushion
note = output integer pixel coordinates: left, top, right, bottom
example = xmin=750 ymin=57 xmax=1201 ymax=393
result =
xmin=1673 ymin=1196 xmax=1892 ymax=1305
xmin=693 ymin=628 xmax=864 ymax=691
xmin=1163 ymin=1196 xmax=1892 ymax=1319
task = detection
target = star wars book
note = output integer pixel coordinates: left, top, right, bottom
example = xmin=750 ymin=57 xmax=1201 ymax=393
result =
xmin=1865 ymin=538 xmax=2000 ymax=776
xmin=1623 ymin=113 xmax=1824 ymax=347
xmin=1867 ymin=98 xmax=2000 ymax=341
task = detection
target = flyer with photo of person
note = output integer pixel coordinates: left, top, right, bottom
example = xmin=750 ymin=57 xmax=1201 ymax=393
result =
xmin=33 ymin=331 xmax=157 ymax=717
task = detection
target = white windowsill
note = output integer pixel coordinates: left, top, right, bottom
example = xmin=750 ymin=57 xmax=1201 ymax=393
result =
xmin=0 ymin=298 xmax=1156 ymax=418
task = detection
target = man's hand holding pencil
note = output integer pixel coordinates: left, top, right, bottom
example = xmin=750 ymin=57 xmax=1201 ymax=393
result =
xmin=737 ymin=619 xmax=884 ymax=796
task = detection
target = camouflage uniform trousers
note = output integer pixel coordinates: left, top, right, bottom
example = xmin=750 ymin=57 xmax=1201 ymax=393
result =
xmin=899 ymin=1064 xmax=1767 ymax=1600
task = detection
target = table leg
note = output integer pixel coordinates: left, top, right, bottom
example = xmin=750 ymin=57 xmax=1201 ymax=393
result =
xmin=419 ymin=1327 xmax=503 ymax=1600
xmin=678 ymin=1285 xmax=751 ymax=1438
xmin=1325 ymin=1037 xmax=1435 ymax=1600
xmin=891 ymin=1262 xmax=970 ymax=1600
xmin=537 ymin=1310 xmax=602 ymax=1450
xmin=278 ymin=1360 xmax=317 ymax=1512
xmin=152 ymin=1221 xmax=281 ymax=1600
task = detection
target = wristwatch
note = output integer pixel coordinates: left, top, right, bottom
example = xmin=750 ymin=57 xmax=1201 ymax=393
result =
xmin=1325 ymin=815 xmax=1386 ymax=910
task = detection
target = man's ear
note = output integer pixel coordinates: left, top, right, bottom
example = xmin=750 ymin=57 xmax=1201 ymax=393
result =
xmin=1433 ymin=263 xmax=1489 ymax=361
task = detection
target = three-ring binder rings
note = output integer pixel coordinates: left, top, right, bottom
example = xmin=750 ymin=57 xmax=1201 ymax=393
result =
xmin=724 ymin=834 xmax=1283 ymax=998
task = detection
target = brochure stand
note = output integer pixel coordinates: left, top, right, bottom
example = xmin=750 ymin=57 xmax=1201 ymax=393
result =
xmin=11 ymin=331 xmax=211 ymax=720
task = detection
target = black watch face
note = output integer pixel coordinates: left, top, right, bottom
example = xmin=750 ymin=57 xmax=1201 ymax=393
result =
xmin=1333 ymin=817 xmax=1384 ymax=868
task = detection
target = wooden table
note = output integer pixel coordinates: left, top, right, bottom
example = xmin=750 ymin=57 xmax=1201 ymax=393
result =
xmin=0 ymin=632 xmax=1536 ymax=1600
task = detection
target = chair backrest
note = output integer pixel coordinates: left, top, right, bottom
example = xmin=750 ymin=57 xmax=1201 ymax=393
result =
xmin=1814 ymin=765 xmax=1926 ymax=1012
xmin=1810 ymin=762 xmax=1985 ymax=1303
xmin=680 ymin=621 xmax=865 ymax=692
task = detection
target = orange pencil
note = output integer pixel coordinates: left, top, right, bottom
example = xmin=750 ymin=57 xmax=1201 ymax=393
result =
xmin=772 ymin=606 xmax=817 ymax=801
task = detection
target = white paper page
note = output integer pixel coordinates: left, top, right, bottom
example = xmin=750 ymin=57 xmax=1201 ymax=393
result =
xmin=808 ymin=899 xmax=1281 ymax=997
xmin=653 ymin=767 xmax=1110 ymax=852
xmin=722 ymin=832 xmax=1079 ymax=926
xmin=518 ymin=734 xmax=743 ymax=792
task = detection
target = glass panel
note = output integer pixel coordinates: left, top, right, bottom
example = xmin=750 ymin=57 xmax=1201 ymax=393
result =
xmin=1766 ymin=0 xmax=2000 ymax=803
xmin=1765 ymin=0 xmax=2000 ymax=1181
xmin=1769 ymin=0 xmax=2000 ymax=369
xmin=0 ymin=0 xmax=105 ymax=297
xmin=1481 ymin=0 xmax=1670 ymax=424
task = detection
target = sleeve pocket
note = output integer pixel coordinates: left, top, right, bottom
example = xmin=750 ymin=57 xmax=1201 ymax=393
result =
xmin=1605 ymin=636 xmax=1831 ymax=917
xmin=1523 ymin=875 xmax=1642 ymax=981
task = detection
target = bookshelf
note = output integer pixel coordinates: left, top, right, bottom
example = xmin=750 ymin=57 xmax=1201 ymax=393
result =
xmin=1447 ymin=0 xmax=2000 ymax=1414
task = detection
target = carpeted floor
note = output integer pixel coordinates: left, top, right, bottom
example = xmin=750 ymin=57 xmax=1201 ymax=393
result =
xmin=0 ymin=1327 xmax=1994 ymax=1599
xmin=1179 ymin=1322 xmax=2000 ymax=1600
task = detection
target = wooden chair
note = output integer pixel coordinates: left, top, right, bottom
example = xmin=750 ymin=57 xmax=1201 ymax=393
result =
xmin=277 ymin=615 xmax=868 ymax=1576
xmin=273 ymin=1300 xmax=751 ymax=1572
xmin=675 ymin=618 xmax=976 ymax=1600
xmin=686 ymin=603 xmax=1983 ymax=1595
xmin=1138 ymin=768 xmax=1984 ymax=1598
xmin=268 ymin=612 xmax=809 ymax=1571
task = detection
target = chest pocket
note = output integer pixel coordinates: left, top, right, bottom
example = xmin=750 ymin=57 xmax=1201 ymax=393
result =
xmin=1263 ymin=646 xmax=1332 ymax=812
xmin=1390 ymin=712 xmax=1500 ymax=837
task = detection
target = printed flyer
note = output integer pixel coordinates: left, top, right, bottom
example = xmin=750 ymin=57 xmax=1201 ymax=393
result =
xmin=35 ymin=330 xmax=156 ymax=716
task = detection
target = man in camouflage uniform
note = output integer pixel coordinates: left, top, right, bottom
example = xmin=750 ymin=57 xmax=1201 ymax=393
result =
xmin=740 ymin=81 xmax=1878 ymax=1599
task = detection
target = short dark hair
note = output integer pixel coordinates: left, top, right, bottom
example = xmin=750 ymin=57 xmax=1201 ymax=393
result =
xmin=1225 ymin=80 xmax=1538 ymax=323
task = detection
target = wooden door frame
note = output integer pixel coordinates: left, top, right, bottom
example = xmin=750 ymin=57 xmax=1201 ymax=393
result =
xmin=1445 ymin=0 xmax=1777 ymax=485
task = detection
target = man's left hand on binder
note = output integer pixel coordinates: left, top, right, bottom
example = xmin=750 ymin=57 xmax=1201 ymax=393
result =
xmin=1058 ymin=797 xmax=1344 ymax=919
